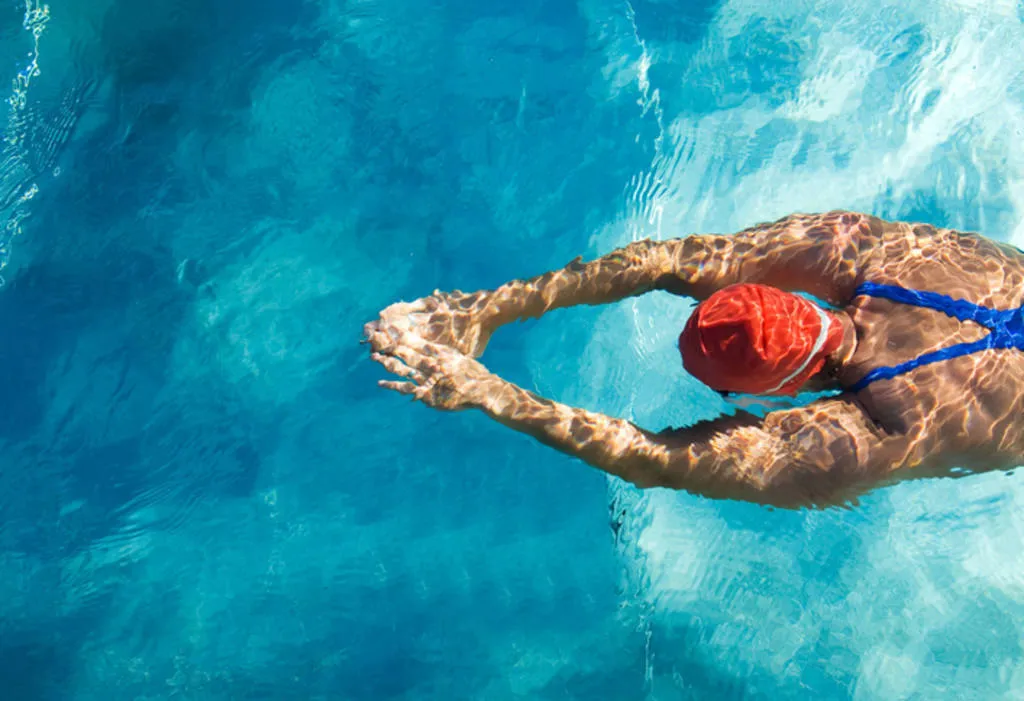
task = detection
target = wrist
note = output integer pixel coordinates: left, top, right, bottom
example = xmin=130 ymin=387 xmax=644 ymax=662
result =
xmin=477 ymin=285 xmax=520 ymax=330
xmin=475 ymin=374 xmax=514 ymax=415
xmin=476 ymin=292 xmax=505 ymax=332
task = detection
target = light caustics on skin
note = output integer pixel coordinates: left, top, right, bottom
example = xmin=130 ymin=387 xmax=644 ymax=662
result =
xmin=563 ymin=0 xmax=1024 ymax=696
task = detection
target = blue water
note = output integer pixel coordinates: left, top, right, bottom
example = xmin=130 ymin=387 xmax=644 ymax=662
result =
xmin=5 ymin=0 xmax=1024 ymax=698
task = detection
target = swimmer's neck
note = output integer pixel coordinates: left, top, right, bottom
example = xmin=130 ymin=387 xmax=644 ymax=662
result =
xmin=829 ymin=310 xmax=858 ymax=368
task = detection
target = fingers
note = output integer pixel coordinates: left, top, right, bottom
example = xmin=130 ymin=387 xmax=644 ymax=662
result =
xmin=367 ymin=290 xmax=489 ymax=358
xmin=370 ymin=339 xmax=444 ymax=393
xmin=365 ymin=324 xmax=400 ymax=353
xmin=379 ymin=378 xmax=441 ymax=407
xmin=378 ymin=299 xmax=428 ymax=321
xmin=362 ymin=320 xmax=387 ymax=349
xmin=364 ymin=315 xmax=445 ymax=353
xmin=364 ymin=299 xmax=430 ymax=348
xmin=371 ymin=352 xmax=424 ymax=382
xmin=367 ymin=321 xmax=459 ymax=364
xmin=391 ymin=342 xmax=439 ymax=371
xmin=378 ymin=379 xmax=418 ymax=396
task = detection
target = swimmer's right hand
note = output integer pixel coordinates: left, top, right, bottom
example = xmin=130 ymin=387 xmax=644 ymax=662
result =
xmin=364 ymin=290 xmax=497 ymax=358
xmin=370 ymin=331 xmax=498 ymax=412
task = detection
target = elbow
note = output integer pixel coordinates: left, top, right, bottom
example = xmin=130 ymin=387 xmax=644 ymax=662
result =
xmin=621 ymin=239 xmax=686 ymax=289
xmin=624 ymin=468 xmax=673 ymax=490
xmin=734 ymin=464 xmax=865 ymax=510
xmin=603 ymin=453 xmax=677 ymax=490
xmin=644 ymin=457 xmax=859 ymax=510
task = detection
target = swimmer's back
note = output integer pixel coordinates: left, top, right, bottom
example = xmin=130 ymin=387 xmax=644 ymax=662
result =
xmin=841 ymin=220 xmax=1024 ymax=473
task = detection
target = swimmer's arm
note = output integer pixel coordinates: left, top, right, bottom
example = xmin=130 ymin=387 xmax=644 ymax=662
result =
xmin=368 ymin=240 xmax=682 ymax=358
xmin=386 ymin=211 xmax=877 ymax=355
xmin=478 ymin=210 xmax=878 ymax=328
xmin=481 ymin=384 xmax=906 ymax=508
xmin=472 ymin=239 xmax=682 ymax=329
xmin=667 ymin=210 xmax=883 ymax=305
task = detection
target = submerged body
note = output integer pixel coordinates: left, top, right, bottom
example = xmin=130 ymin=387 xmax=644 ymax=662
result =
xmin=365 ymin=211 xmax=1024 ymax=508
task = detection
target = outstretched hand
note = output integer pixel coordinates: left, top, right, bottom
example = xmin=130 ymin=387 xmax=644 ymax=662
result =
xmin=363 ymin=289 xmax=496 ymax=358
xmin=367 ymin=326 xmax=500 ymax=412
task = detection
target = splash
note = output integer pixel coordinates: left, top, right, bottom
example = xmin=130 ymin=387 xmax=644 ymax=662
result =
xmin=567 ymin=0 xmax=1024 ymax=695
xmin=0 ymin=0 xmax=50 ymax=284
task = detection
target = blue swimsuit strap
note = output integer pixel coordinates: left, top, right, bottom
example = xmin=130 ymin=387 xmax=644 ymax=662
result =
xmin=847 ymin=281 xmax=1024 ymax=393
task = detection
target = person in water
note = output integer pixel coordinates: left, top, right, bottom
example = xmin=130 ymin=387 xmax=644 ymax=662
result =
xmin=364 ymin=210 xmax=1024 ymax=508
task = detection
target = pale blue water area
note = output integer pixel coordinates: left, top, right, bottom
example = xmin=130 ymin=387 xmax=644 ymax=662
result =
xmin=3 ymin=0 xmax=1024 ymax=699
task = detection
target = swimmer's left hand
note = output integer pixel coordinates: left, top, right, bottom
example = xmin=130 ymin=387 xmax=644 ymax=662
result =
xmin=363 ymin=290 xmax=496 ymax=358
xmin=371 ymin=332 xmax=498 ymax=412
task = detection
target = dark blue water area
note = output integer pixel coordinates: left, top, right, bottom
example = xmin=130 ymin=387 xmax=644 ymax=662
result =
xmin=8 ymin=0 xmax=1024 ymax=698
xmin=0 ymin=0 xmax=695 ymax=699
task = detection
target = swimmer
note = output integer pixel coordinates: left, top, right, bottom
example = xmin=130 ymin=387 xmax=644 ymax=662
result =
xmin=364 ymin=211 xmax=1024 ymax=508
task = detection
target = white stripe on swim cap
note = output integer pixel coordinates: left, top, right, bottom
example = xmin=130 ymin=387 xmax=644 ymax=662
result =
xmin=767 ymin=302 xmax=833 ymax=394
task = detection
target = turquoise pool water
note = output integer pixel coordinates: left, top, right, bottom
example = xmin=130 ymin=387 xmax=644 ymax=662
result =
xmin=4 ymin=0 xmax=1024 ymax=698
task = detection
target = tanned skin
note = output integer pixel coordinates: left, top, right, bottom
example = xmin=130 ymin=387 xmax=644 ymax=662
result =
xmin=365 ymin=211 xmax=1024 ymax=509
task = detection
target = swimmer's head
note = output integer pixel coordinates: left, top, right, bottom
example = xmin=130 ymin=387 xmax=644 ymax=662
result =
xmin=679 ymin=283 xmax=844 ymax=396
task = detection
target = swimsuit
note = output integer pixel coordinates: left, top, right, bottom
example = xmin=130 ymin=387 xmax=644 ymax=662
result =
xmin=847 ymin=281 xmax=1024 ymax=392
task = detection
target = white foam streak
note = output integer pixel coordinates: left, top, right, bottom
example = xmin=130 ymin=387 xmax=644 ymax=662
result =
xmin=575 ymin=0 xmax=1024 ymax=694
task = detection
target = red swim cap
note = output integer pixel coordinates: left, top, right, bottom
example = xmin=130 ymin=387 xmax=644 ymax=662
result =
xmin=679 ymin=283 xmax=844 ymax=396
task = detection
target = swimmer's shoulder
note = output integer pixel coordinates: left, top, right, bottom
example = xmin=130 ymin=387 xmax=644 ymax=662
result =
xmin=857 ymin=216 xmax=1024 ymax=270
xmin=884 ymin=217 xmax=1022 ymax=255
xmin=668 ymin=211 xmax=1024 ymax=269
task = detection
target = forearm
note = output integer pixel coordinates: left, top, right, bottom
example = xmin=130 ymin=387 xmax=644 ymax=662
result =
xmin=474 ymin=379 xmax=775 ymax=498
xmin=474 ymin=211 xmax=877 ymax=330
xmin=471 ymin=377 xmax=892 ymax=508
xmin=475 ymin=377 xmax=674 ymax=488
xmin=478 ymin=239 xmax=684 ymax=329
